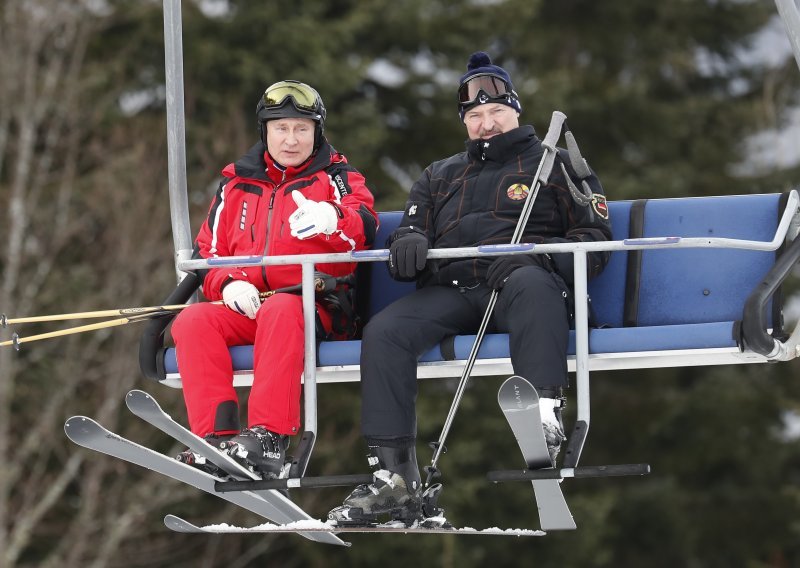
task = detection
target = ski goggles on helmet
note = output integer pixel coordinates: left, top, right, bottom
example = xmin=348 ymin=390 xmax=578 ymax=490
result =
xmin=457 ymin=73 xmax=517 ymax=108
xmin=262 ymin=81 xmax=321 ymax=115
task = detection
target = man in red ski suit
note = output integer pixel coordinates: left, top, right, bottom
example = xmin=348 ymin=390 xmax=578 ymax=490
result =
xmin=172 ymin=80 xmax=377 ymax=478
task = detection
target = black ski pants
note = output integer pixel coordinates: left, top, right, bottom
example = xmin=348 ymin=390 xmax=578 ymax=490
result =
xmin=360 ymin=265 xmax=570 ymax=443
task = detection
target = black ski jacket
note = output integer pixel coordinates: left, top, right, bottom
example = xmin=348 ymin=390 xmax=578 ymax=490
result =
xmin=389 ymin=125 xmax=612 ymax=288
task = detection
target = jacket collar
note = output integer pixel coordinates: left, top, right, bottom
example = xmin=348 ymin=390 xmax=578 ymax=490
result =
xmin=465 ymin=125 xmax=536 ymax=162
xmin=226 ymin=137 xmax=335 ymax=183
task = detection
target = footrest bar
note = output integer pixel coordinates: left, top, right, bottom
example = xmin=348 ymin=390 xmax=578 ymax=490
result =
xmin=215 ymin=473 xmax=374 ymax=492
xmin=488 ymin=463 xmax=651 ymax=482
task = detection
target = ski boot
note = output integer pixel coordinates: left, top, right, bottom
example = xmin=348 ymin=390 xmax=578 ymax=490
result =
xmin=175 ymin=433 xmax=233 ymax=477
xmin=220 ymin=426 xmax=289 ymax=479
xmin=329 ymin=445 xmax=450 ymax=528
xmin=539 ymin=393 xmax=567 ymax=466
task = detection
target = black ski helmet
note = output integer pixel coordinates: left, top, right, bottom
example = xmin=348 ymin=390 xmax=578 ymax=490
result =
xmin=256 ymin=80 xmax=327 ymax=149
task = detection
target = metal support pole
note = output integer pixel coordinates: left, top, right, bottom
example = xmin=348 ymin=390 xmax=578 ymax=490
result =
xmin=563 ymin=250 xmax=590 ymax=468
xmin=776 ymin=0 xmax=800 ymax=72
xmin=299 ymin=262 xmax=318 ymax=473
xmin=162 ymin=0 xmax=193 ymax=282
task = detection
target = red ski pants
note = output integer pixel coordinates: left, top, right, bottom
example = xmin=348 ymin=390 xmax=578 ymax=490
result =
xmin=171 ymin=293 xmax=331 ymax=437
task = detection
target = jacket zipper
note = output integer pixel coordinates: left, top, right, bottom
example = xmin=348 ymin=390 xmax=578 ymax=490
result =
xmin=261 ymin=186 xmax=279 ymax=289
xmin=259 ymin=166 xmax=326 ymax=289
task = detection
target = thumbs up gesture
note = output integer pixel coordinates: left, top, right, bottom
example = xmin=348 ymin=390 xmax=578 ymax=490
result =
xmin=288 ymin=191 xmax=339 ymax=240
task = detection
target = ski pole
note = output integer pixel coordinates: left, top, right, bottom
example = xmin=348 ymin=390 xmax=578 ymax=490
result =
xmin=0 ymin=279 xmax=341 ymax=349
xmin=424 ymin=110 xmax=567 ymax=487
xmin=0 ymin=274 xmax=348 ymax=329
xmin=1 ymin=304 xmax=213 ymax=327
xmin=560 ymin=128 xmax=594 ymax=207
xmin=2 ymin=294 xmax=256 ymax=349
xmin=0 ymin=289 xmax=286 ymax=328
xmin=0 ymin=310 xmax=175 ymax=350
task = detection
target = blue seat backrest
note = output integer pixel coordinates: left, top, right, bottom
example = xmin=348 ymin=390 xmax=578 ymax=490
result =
xmin=636 ymin=194 xmax=780 ymax=326
xmin=586 ymin=201 xmax=631 ymax=328
xmin=362 ymin=212 xmax=416 ymax=320
xmin=364 ymin=194 xmax=782 ymax=330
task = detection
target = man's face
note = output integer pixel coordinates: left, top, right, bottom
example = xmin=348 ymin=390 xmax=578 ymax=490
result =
xmin=463 ymin=103 xmax=520 ymax=140
xmin=266 ymin=117 xmax=315 ymax=167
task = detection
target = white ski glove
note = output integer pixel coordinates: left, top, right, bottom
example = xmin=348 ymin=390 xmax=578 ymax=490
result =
xmin=289 ymin=190 xmax=338 ymax=240
xmin=222 ymin=280 xmax=261 ymax=319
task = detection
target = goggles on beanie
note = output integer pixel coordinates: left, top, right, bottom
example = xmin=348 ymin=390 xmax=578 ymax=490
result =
xmin=456 ymin=51 xmax=522 ymax=120
xmin=458 ymin=73 xmax=517 ymax=107
xmin=457 ymin=74 xmax=522 ymax=119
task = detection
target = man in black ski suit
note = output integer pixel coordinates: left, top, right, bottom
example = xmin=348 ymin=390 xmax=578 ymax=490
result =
xmin=330 ymin=51 xmax=612 ymax=526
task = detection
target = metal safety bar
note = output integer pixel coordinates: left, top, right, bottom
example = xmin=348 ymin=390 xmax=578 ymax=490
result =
xmin=177 ymin=190 xmax=800 ymax=275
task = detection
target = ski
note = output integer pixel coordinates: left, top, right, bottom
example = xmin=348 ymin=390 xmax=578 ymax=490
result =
xmin=64 ymin=415 xmax=347 ymax=547
xmin=498 ymin=375 xmax=577 ymax=531
xmin=122 ymin=390 xmax=348 ymax=545
xmin=164 ymin=514 xmax=544 ymax=537
xmin=125 ymin=390 xmax=259 ymax=480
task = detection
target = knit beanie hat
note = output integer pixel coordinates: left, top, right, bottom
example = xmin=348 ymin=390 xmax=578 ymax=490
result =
xmin=458 ymin=51 xmax=522 ymax=119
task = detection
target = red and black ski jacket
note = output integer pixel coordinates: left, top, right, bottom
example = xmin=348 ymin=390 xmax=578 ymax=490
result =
xmin=193 ymin=139 xmax=378 ymax=301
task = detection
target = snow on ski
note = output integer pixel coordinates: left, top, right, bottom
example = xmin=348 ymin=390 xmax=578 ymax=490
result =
xmin=164 ymin=514 xmax=544 ymax=537
xmin=498 ymin=375 xmax=577 ymax=531
xmin=64 ymin=415 xmax=347 ymax=546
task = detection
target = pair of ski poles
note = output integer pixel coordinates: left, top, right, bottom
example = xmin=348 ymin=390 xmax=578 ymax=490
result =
xmin=424 ymin=110 xmax=592 ymax=486
xmin=0 ymin=276 xmax=338 ymax=350
xmin=0 ymin=297 xmax=253 ymax=351
xmin=0 ymin=303 xmax=195 ymax=350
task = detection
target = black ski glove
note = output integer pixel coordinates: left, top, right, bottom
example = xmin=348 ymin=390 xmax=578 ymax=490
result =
xmin=486 ymin=254 xmax=551 ymax=290
xmin=389 ymin=231 xmax=429 ymax=280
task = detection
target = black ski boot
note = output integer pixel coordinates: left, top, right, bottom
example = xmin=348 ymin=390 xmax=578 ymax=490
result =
xmin=221 ymin=426 xmax=289 ymax=479
xmin=329 ymin=445 xmax=428 ymax=527
xmin=175 ymin=433 xmax=233 ymax=477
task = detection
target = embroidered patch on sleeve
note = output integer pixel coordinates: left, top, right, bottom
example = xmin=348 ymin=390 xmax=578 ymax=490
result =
xmin=591 ymin=194 xmax=609 ymax=220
